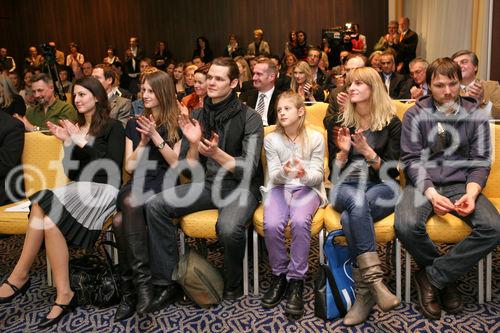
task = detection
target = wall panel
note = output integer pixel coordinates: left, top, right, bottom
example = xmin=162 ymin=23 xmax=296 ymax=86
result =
xmin=2 ymin=0 xmax=387 ymax=72
xmin=491 ymin=0 xmax=500 ymax=81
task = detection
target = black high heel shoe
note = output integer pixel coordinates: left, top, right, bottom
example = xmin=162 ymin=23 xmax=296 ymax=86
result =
xmin=38 ymin=293 xmax=78 ymax=329
xmin=0 ymin=278 xmax=31 ymax=304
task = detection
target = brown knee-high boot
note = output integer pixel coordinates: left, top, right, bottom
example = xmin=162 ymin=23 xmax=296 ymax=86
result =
xmin=357 ymin=252 xmax=400 ymax=312
xmin=343 ymin=267 xmax=376 ymax=326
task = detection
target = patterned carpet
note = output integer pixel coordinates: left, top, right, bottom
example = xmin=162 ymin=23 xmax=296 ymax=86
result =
xmin=0 ymin=234 xmax=498 ymax=333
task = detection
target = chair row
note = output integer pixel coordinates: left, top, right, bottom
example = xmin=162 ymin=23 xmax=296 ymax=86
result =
xmin=178 ymin=122 xmax=499 ymax=305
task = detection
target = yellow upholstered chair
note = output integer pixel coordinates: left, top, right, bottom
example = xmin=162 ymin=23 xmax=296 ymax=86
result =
xmin=403 ymin=124 xmax=500 ymax=304
xmin=323 ymin=207 xmax=402 ymax=300
xmin=178 ymin=211 xmax=249 ymax=296
xmin=305 ymin=102 xmax=328 ymax=130
xmin=0 ymin=132 xmax=69 ymax=286
xmin=251 ymin=125 xmax=326 ymax=295
xmin=393 ymin=100 xmax=414 ymax=121
xmin=0 ymin=132 xmax=68 ymax=234
xmin=64 ymin=93 xmax=72 ymax=104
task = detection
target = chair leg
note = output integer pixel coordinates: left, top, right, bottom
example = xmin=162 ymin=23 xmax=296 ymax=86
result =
xmin=46 ymin=254 xmax=53 ymax=287
xmin=179 ymin=230 xmax=185 ymax=256
xmin=486 ymin=252 xmax=492 ymax=302
xmin=478 ymin=258 xmax=484 ymax=304
xmin=253 ymin=229 xmax=259 ymax=295
xmin=405 ymin=249 xmax=411 ymax=303
xmin=243 ymin=236 xmax=248 ymax=296
xmin=396 ymin=239 xmax=401 ymax=300
xmin=319 ymin=229 xmax=324 ymax=265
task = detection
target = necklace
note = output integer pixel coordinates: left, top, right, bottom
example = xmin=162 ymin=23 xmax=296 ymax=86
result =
xmin=284 ymin=131 xmax=299 ymax=144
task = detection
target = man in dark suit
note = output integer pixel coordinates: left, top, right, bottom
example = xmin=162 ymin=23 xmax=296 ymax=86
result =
xmin=92 ymin=64 xmax=132 ymax=127
xmin=239 ymin=57 xmax=281 ymax=126
xmin=307 ymin=47 xmax=327 ymax=88
xmin=124 ymin=37 xmax=145 ymax=95
xmin=0 ymin=112 xmax=24 ymax=205
xmin=394 ymin=17 xmax=418 ymax=74
xmin=379 ymin=51 xmax=411 ymax=99
xmin=269 ymin=54 xmax=291 ymax=91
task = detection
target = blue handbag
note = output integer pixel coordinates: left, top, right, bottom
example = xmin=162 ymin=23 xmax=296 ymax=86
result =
xmin=314 ymin=229 xmax=356 ymax=319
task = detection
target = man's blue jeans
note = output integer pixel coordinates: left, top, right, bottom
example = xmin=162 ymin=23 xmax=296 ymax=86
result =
xmin=395 ymin=183 xmax=500 ymax=289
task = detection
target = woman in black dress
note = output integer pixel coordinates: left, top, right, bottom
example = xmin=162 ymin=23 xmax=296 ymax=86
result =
xmin=112 ymin=69 xmax=182 ymax=320
xmin=0 ymin=77 xmax=124 ymax=329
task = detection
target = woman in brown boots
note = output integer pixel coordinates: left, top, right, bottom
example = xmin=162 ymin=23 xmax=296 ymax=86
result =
xmin=329 ymin=67 xmax=401 ymax=325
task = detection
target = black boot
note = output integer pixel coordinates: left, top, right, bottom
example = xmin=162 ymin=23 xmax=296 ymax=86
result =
xmin=113 ymin=213 xmax=137 ymax=321
xmin=114 ymin=251 xmax=137 ymax=321
xmin=285 ymin=279 xmax=304 ymax=317
xmin=150 ymin=284 xmax=184 ymax=312
xmin=261 ymin=274 xmax=287 ymax=308
xmin=127 ymin=232 xmax=155 ymax=314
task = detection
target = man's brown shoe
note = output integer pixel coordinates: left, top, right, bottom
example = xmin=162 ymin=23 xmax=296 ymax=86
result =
xmin=440 ymin=283 xmax=463 ymax=314
xmin=414 ymin=270 xmax=441 ymax=319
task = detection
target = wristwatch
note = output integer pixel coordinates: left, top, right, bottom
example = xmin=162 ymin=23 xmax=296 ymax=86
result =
xmin=366 ymin=154 xmax=379 ymax=166
xmin=32 ymin=126 xmax=40 ymax=132
xmin=156 ymin=141 xmax=166 ymax=150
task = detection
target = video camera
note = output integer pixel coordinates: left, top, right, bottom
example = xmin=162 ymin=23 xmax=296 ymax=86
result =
xmin=39 ymin=43 xmax=56 ymax=65
xmin=39 ymin=42 xmax=66 ymax=101
xmin=322 ymin=23 xmax=358 ymax=48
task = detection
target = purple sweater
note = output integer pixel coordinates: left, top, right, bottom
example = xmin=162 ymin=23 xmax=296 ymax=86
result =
xmin=401 ymin=95 xmax=491 ymax=193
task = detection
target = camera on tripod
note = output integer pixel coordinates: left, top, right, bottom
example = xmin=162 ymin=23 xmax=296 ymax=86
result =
xmin=39 ymin=43 xmax=56 ymax=65
xmin=39 ymin=42 xmax=66 ymax=101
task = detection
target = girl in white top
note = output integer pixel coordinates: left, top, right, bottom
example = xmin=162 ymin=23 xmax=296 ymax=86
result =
xmin=261 ymin=91 xmax=326 ymax=317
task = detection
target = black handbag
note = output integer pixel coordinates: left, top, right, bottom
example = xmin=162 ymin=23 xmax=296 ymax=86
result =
xmin=69 ymin=240 xmax=121 ymax=307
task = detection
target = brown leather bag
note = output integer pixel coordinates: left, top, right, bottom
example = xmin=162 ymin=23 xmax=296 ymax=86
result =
xmin=172 ymin=248 xmax=224 ymax=307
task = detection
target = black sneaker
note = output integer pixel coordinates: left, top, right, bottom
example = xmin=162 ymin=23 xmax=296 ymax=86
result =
xmin=284 ymin=279 xmax=304 ymax=316
xmin=261 ymin=274 xmax=287 ymax=308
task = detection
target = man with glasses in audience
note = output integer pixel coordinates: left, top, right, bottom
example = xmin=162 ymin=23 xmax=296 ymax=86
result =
xmin=407 ymin=58 xmax=429 ymax=100
xmin=374 ymin=20 xmax=400 ymax=51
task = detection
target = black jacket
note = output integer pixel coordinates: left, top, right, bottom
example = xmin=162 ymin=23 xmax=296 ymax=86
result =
xmin=0 ymin=112 xmax=24 ymax=205
xmin=239 ymin=87 xmax=281 ymax=125
xmin=380 ymin=72 xmax=411 ymax=99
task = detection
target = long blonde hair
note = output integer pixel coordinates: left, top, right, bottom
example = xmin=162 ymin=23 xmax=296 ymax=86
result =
xmin=0 ymin=74 xmax=16 ymax=107
xmin=274 ymin=91 xmax=311 ymax=157
xmin=341 ymin=67 xmax=395 ymax=131
xmin=234 ymin=56 xmax=252 ymax=82
xmin=290 ymin=61 xmax=318 ymax=94
xmin=141 ymin=70 xmax=180 ymax=144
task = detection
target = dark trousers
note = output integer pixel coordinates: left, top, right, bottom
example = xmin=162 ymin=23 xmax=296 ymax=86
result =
xmin=395 ymin=183 xmax=500 ymax=289
xmin=146 ymin=182 xmax=258 ymax=289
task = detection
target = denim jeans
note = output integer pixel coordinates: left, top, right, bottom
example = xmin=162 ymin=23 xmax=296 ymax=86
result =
xmin=395 ymin=183 xmax=500 ymax=289
xmin=330 ymin=180 xmax=398 ymax=258
xmin=145 ymin=182 xmax=258 ymax=289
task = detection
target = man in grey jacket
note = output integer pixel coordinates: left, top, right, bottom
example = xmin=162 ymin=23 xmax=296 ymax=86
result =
xmin=395 ymin=57 xmax=500 ymax=320
xmin=92 ymin=64 xmax=131 ymax=127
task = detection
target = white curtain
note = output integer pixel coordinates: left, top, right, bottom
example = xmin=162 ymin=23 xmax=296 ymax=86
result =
xmin=404 ymin=0 xmax=472 ymax=63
